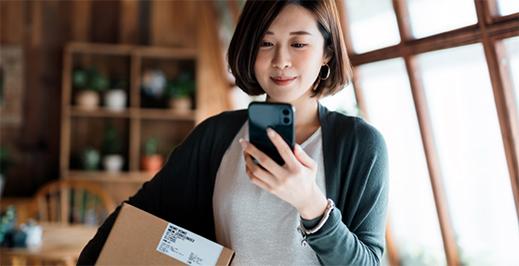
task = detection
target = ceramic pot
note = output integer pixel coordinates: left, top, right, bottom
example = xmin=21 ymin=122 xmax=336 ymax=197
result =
xmin=141 ymin=155 xmax=164 ymax=175
xmin=76 ymin=90 xmax=100 ymax=110
xmin=104 ymin=89 xmax=127 ymax=111
xmin=103 ymin=154 xmax=124 ymax=172
xmin=169 ymin=98 xmax=192 ymax=112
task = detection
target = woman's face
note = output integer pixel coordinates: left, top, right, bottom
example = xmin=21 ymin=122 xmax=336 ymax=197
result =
xmin=254 ymin=4 xmax=329 ymax=104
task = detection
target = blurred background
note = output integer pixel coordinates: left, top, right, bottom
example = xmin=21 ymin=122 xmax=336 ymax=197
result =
xmin=0 ymin=0 xmax=518 ymax=265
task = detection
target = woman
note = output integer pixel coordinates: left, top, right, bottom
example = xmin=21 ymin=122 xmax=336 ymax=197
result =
xmin=78 ymin=1 xmax=388 ymax=265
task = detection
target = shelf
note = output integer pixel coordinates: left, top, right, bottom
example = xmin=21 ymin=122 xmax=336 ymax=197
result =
xmin=67 ymin=42 xmax=134 ymax=55
xmin=69 ymin=107 xmax=135 ymax=118
xmin=134 ymin=47 xmax=197 ymax=59
xmin=138 ymin=108 xmax=196 ymax=121
xmin=67 ymin=170 xmax=153 ymax=183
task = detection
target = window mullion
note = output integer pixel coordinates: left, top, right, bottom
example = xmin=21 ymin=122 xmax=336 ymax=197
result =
xmin=475 ymin=0 xmax=519 ymax=223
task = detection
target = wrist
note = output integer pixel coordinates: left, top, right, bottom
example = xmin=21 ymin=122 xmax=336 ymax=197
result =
xmin=299 ymin=186 xmax=327 ymax=220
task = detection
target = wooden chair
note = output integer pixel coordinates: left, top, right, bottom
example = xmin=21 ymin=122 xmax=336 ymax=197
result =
xmin=33 ymin=179 xmax=116 ymax=225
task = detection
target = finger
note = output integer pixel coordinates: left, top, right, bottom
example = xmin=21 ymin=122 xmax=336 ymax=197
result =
xmin=240 ymin=138 xmax=284 ymax=176
xmin=266 ymin=128 xmax=297 ymax=168
xmin=246 ymin=168 xmax=272 ymax=192
xmin=294 ymin=144 xmax=317 ymax=170
xmin=244 ymin=154 xmax=278 ymax=187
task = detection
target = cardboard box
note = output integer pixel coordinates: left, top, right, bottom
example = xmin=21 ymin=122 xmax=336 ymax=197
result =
xmin=96 ymin=203 xmax=234 ymax=266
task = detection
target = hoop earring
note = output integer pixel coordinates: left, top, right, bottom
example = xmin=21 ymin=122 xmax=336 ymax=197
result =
xmin=320 ymin=64 xmax=330 ymax=80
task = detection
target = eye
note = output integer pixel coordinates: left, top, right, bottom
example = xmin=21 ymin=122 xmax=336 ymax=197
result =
xmin=292 ymin=43 xmax=307 ymax=48
xmin=260 ymin=41 xmax=273 ymax=47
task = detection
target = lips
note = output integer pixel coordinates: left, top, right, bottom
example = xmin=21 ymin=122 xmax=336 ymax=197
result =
xmin=271 ymin=76 xmax=297 ymax=86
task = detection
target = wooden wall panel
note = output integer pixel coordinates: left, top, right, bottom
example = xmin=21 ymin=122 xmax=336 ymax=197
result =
xmin=196 ymin=2 xmax=231 ymax=122
xmin=0 ymin=0 xmax=230 ymax=198
xmin=119 ymin=0 xmax=139 ymax=44
xmin=91 ymin=0 xmax=119 ymax=43
xmin=0 ymin=0 xmax=24 ymax=44
xmin=70 ymin=0 xmax=91 ymax=42
xmin=150 ymin=0 xmax=197 ymax=47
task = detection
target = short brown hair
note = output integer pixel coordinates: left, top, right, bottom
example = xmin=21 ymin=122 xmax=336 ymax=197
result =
xmin=227 ymin=0 xmax=352 ymax=97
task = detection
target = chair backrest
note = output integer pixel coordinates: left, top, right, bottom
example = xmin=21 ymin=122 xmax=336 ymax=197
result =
xmin=33 ymin=179 xmax=116 ymax=225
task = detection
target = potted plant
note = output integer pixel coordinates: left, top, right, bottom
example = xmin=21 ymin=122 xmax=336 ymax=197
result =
xmin=73 ymin=67 xmax=109 ymax=110
xmin=104 ymin=79 xmax=128 ymax=112
xmin=166 ymin=72 xmax=195 ymax=112
xmin=101 ymin=124 xmax=124 ymax=173
xmin=141 ymin=137 xmax=164 ymax=174
xmin=81 ymin=147 xmax=101 ymax=171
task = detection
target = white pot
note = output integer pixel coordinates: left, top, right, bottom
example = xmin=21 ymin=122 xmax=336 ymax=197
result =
xmin=104 ymin=89 xmax=127 ymax=111
xmin=103 ymin=154 xmax=124 ymax=173
xmin=76 ymin=90 xmax=100 ymax=110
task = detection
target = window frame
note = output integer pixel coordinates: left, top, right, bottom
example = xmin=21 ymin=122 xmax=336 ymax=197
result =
xmin=337 ymin=0 xmax=519 ymax=265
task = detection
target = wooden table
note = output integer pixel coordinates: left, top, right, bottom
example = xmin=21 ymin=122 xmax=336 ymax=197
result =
xmin=0 ymin=223 xmax=97 ymax=266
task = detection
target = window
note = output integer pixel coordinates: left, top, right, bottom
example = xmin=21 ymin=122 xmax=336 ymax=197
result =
xmin=407 ymin=0 xmax=478 ymax=38
xmin=319 ymin=83 xmax=358 ymax=116
xmin=496 ymin=0 xmax=519 ymax=16
xmin=502 ymin=36 xmax=519 ymax=124
xmin=339 ymin=0 xmax=519 ymax=265
xmin=357 ymin=58 xmax=446 ymax=265
xmin=344 ymin=0 xmax=400 ymax=53
xmin=417 ymin=44 xmax=519 ymax=265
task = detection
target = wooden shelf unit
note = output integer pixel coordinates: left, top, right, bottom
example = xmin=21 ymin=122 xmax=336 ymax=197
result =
xmin=60 ymin=42 xmax=198 ymax=201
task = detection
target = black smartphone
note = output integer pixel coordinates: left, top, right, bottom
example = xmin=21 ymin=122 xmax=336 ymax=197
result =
xmin=248 ymin=101 xmax=295 ymax=166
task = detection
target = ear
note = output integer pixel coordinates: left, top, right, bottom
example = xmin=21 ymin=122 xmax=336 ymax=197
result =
xmin=322 ymin=53 xmax=332 ymax=65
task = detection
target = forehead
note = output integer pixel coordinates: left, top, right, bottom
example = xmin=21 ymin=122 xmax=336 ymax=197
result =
xmin=266 ymin=4 xmax=320 ymax=35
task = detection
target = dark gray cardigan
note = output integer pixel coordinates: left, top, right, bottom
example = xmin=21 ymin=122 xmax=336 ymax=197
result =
xmin=78 ymin=104 xmax=389 ymax=265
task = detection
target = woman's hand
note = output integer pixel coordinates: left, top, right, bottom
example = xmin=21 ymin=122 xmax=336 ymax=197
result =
xmin=240 ymin=128 xmax=327 ymax=220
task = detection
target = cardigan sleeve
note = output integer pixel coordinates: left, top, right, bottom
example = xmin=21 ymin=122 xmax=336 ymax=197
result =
xmin=303 ymin=119 xmax=389 ymax=265
xmin=77 ymin=117 xmax=213 ymax=266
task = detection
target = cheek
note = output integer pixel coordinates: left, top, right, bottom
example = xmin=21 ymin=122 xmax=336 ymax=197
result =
xmin=254 ymin=53 xmax=270 ymax=77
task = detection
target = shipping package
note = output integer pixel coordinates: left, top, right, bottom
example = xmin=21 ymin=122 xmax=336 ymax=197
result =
xmin=96 ymin=203 xmax=234 ymax=266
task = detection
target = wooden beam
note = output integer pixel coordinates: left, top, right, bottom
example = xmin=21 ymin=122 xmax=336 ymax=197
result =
xmin=475 ymin=0 xmax=519 ymax=224
xmin=391 ymin=0 xmax=412 ymax=42
xmin=70 ymin=0 xmax=91 ymax=42
xmin=150 ymin=0 xmax=196 ymax=47
xmin=385 ymin=220 xmax=400 ymax=266
xmin=0 ymin=0 xmax=25 ymax=44
xmin=91 ymin=0 xmax=119 ymax=43
xmin=390 ymin=1 xmax=460 ymax=264
xmin=350 ymin=18 xmax=519 ymax=66
xmin=119 ymin=0 xmax=139 ymax=44
xmin=196 ymin=2 xmax=231 ymax=122
xmin=406 ymin=56 xmax=460 ymax=266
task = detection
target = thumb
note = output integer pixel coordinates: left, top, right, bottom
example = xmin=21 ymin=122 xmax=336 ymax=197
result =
xmin=294 ymin=144 xmax=316 ymax=169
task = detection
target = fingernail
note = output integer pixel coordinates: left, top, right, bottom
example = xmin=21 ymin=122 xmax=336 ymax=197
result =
xmin=239 ymin=138 xmax=246 ymax=148
xmin=267 ymin=128 xmax=275 ymax=137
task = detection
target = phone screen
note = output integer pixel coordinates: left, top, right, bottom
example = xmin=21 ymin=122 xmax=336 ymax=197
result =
xmin=248 ymin=102 xmax=295 ymax=165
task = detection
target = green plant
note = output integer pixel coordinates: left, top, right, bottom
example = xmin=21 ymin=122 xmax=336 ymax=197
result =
xmin=81 ymin=147 xmax=100 ymax=170
xmin=0 ymin=147 xmax=12 ymax=175
xmin=143 ymin=138 xmax=159 ymax=156
xmin=72 ymin=67 xmax=109 ymax=92
xmin=166 ymin=72 xmax=195 ymax=99
xmin=101 ymin=123 xmax=122 ymax=155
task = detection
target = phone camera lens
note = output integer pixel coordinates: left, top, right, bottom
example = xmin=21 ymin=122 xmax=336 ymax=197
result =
xmin=283 ymin=117 xmax=290 ymax=124
xmin=283 ymin=109 xmax=290 ymax=116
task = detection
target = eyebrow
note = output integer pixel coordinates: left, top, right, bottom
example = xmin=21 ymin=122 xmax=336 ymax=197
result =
xmin=265 ymin=31 xmax=313 ymax=36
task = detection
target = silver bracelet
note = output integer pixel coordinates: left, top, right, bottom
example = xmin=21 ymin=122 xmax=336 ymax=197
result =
xmin=298 ymin=198 xmax=335 ymax=236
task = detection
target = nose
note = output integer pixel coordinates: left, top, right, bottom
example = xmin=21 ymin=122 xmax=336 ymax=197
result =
xmin=271 ymin=46 xmax=291 ymax=69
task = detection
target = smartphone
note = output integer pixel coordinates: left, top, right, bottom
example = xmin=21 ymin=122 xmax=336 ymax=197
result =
xmin=248 ymin=101 xmax=295 ymax=166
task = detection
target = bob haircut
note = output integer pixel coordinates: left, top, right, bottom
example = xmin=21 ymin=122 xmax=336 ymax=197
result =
xmin=227 ymin=0 xmax=353 ymax=97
